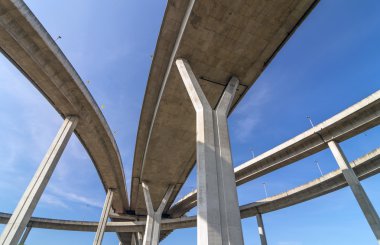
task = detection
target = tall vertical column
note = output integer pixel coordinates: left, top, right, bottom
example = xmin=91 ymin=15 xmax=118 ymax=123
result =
xmin=214 ymin=76 xmax=244 ymax=244
xmin=132 ymin=232 xmax=143 ymax=245
xmin=19 ymin=226 xmax=32 ymax=245
xmin=176 ymin=58 xmax=244 ymax=245
xmin=137 ymin=232 xmax=143 ymax=245
xmin=142 ymin=183 xmax=174 ymax=245
xmin=93 ymin=189 xmax=114 ymax=245
xmin=328 ymin=141 xmax=380 ymax=243
xmin=256 ymin=213 xmax=268 ymax=245
xmin=0 ymin=116 xmax=78 ymax=245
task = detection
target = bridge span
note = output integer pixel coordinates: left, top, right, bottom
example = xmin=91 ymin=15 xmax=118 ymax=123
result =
xmin=131 ymin=0 xmax=319 ymax=217
xmin=1 ymin=0 xmax=380 ymax=244
xmin=1 ymin=147 xmax=380 ymax=234
xmin=0 ymin=0 xmax=131 ymax=243
xmin=169 ymin=89 xmax=380 ymax=217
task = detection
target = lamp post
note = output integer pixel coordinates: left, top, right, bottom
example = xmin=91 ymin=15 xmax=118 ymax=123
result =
xmin=250 ymin=148 xmax=255 ymax=158
xmin=306 ymin=116 xmax=315 ymax=128
xmin=315 ymin=160 xmax=323 ymax=176
xmin=262 ymin=183 xmax=268 ymax=198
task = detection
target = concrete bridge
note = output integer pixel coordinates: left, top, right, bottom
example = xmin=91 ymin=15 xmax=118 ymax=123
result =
xmin=1 ymin=0 xmax=380 ymax=245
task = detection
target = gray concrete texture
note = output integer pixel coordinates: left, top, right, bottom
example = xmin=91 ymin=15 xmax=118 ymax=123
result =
xmin=131 ymin=0 xmax=319 ymax=220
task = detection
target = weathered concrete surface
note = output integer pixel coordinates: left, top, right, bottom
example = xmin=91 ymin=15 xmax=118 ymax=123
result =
xmin=0 ymin=0 xmax=129 ymax=214
xmin=169 ymin=90 xmax=380 ymax=217
xmin=131 ymin=0 xmax=320 ymax=217
xmin=2 ymin=148 xmax=379 ymax=234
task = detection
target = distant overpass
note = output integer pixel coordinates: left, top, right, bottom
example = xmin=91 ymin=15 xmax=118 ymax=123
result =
xmin=169 ymin=90 xmax=380 ymax=217
xmin=2 ymin=146 xmax=380 ymax=232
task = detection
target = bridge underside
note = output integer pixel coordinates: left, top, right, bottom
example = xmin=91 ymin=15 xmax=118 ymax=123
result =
xmin=2 ymin=0 xmax=380 ymax=244
xmin=131 ymin=0 xmax=319 ymax=217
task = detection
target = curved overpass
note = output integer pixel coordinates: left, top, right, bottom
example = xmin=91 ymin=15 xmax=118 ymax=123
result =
xmin=169 ymin=90 xmax=380 ymax=217
xmin=0 ymin=0 xmax=128 ymax=212
xmin=2 ymin=147 xmax=379 ymax=234
xmin=239 ymin=147 xmax=380 ymax=217
xmin=131 ymin=0 xmax=320 ymax=216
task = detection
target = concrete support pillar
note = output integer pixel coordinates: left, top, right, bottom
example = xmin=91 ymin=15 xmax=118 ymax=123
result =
xmin=328 ymin=141 xmax=380 ymax=243
xmin=19 ymin=226 xmax=31 ymax=245
xmin=142 ymin=183 xmax=174 ymax=245
xmin=0 ymin=116 xmax=78 ymax=245
xmin=132 ymin=232 xmax=143 ymax=245
xmin=93 ymin=189 xmax=114 ymax=245
xmin=176 ymin=59 xmax=244 ymax=245
xmin=256 ymin=213 xmax=267 ymax=245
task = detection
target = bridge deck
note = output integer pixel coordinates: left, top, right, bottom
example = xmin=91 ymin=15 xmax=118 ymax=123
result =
xmin=131 ymin=0 xmax=319 ymax=215
xmin=0 ymin=0 xmax=130 ymax=228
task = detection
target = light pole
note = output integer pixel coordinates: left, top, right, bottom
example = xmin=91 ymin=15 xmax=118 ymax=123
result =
xmin=250 ymin=148 xmax=255 ymax=158
xmin=306 ymin=116 xmax=315 ymax=128
xmin=315 ymin=160 xmax=323 ymax=176
xmin=262 ymin=183 xmax=268 ymax=198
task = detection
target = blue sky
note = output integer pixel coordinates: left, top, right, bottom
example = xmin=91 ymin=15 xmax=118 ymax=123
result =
xmin=0 ymin=0 xmax=380 ymax=244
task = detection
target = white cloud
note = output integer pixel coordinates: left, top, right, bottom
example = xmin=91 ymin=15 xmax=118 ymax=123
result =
xmin=40 ymin=193 xmax=69 ymax=209
xmin=232 ymin=82 xmax=272 ymax=142
xmin=48 ymin=185 xmax=103 ymax=209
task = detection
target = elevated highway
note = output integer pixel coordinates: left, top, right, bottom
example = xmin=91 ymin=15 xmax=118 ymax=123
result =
xmin=131 ymin=0 xmax=320 ymax=216
xmin=0 ymin=0 xmax=128 ymax=212
xmin=0 ymin=0 xmax=131 ymax=243
xmin=1 ymin=0 xmax=379 ymax=244
xmin=168 ymin=89 xmax=380 ymax=217
xmin=2 ymin=146 xmax=380 ymax=233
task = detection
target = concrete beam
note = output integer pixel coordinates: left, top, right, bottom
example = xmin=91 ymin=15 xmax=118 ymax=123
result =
xmin=109 ymin=212 xmax=137 ymax=221
xmin=94 ymin=189 xmax=114 ymax=245
xmin=328 ymin=141 xmax=380 ymax=243
xmin=176 ymin=58 xmax=243 ymax=245
xmin=0 ymin=116 xmax=78 ymax=245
